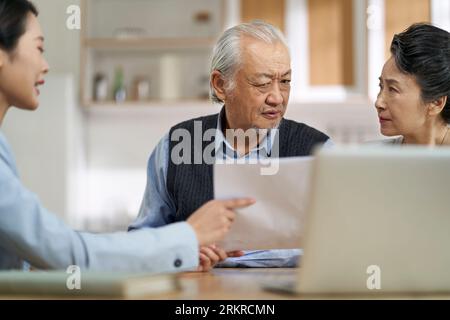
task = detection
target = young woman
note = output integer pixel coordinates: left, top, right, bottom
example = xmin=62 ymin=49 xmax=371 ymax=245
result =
xmin=375 ymin=23 xmax=450 ymax=145
xmin=0 ymin=0 xmax=253 ymax=272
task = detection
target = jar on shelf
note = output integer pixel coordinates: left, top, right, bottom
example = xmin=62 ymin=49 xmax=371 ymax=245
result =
xmin=93 ymin=73 xmax=108 ymax=102
xmin=131 ymin=76 xmax=151 ymax=101
xmin=160 ymin=54 xmax=180 ymax=101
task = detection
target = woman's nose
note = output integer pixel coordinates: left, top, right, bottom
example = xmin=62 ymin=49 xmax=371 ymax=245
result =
xmin=375 ymin=93 xmax=385 ymax=111
xmin=42 ymin=58 xmax=50 ymax=74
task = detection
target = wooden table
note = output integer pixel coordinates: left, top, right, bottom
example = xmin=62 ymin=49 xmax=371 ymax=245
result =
xmin=154 ymin=268 xmax=450 ymax=300
xmin=2 ymin=268 xmax=449 ymax=300
xmin=156 ymin=268 xmax=298 ymax=300
xmin=0 ymin=268 xmax=297 ymax=300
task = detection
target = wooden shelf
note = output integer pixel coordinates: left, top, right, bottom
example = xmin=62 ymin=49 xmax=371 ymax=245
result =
xmin=80 ymin=0 xmax=226 ymax=108
xmin=83 ymin=99 xmax=214 ymax=109
xmin=83 ymin=37 xmax=216 ymax=50
xmin=82 ymin=100 xmax=221 ymax=116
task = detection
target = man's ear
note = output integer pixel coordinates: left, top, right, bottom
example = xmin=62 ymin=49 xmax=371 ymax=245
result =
xmin=428 ymin=96 xmax=448 ymax=117
xmin=210 ymin=70 xmax=227 ymax=102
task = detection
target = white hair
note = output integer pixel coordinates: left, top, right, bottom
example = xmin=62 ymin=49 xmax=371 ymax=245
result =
xmin=209 ymin=20 xmax=289 ymax=104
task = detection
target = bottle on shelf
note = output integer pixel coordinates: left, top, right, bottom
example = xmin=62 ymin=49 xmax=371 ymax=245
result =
xmin=93 ymin=73 xmax=108 ymax=102
xmin=113 ymin=66 xmax=127 ymax=103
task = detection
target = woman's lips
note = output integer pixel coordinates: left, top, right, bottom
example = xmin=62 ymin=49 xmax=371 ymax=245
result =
xmin=379 ymin=116 xmax=391 ymax=123
xmin=35 ymin=80 xmax=45 ymax=95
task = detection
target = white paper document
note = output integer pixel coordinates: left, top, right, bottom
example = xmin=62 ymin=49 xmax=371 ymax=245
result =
xmin=214 ymin=157 xmax=314 ymax=251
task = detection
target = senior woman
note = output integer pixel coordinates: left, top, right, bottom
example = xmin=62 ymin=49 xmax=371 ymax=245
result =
xmin=375 ymin=23 xmax=450 ymax=145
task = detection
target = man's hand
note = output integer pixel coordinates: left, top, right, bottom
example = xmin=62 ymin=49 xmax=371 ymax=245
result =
xmin=187 ymin=198 xmax=255 ymax=247
xmin=197 ymin=245 xmax=245 ymax=272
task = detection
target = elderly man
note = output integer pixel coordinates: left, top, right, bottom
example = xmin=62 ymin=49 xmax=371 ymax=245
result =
xmin=129 ymin=21 xmax=332 ymax=270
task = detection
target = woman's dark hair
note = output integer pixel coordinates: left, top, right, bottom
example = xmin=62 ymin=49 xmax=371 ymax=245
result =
xmin=0 ymin=0 xmax=38 ymax=53
xmin=391 ymin=23 xmax=450 ymax=123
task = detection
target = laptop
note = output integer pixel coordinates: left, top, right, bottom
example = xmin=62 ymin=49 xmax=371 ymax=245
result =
xmin=266 ymin=145 xmax=450 ymax=295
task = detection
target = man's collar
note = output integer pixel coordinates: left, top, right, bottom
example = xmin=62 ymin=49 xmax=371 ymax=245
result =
xmin=215 ymin=106 xmax=280 ymax=157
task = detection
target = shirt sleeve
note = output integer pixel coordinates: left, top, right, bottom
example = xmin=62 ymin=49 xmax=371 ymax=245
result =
xmin=129 ymin=133 xmax=177 ymax=229
xmin=323 ymin=138 xmax=335 ymax=149
xmin=0 ymin=155 xmax=198 ymax=273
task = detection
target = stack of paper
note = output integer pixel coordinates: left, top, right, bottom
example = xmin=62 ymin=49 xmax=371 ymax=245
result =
xmin=214 ymin=156 xmax=314 ymax=251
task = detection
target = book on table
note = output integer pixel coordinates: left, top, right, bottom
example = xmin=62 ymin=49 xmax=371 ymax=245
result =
xmin=0 ymin=270 xmax=179 ymax=298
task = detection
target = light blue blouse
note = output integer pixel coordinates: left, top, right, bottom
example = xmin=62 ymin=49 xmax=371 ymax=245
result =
xmin=0 ymin=131 xmax=199 ymax=272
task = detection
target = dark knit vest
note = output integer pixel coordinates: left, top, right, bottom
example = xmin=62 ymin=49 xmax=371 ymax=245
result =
xmin=167 ymin=111 xmax=329 ymax=222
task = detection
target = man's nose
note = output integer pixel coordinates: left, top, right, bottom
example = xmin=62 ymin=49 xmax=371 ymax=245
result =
xmin=266 ymin=83 xmax=283 ymax=106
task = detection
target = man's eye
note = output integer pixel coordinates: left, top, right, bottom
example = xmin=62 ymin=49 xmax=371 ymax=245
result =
xmin=256 ymin=82 xmax=270 ymax=88
xmin=281 ymin=79 xmax=291 ymax=85
xmin=38 ymin=47 xmax=44 ymax=53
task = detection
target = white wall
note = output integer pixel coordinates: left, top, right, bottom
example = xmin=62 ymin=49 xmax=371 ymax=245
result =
xmin=81 ymin=103 xmax=222 ymax=230
xmin=33 ymin=0 xmax=81 ymax=78
xmin=2 ymin=75 xmax=84 ymax=226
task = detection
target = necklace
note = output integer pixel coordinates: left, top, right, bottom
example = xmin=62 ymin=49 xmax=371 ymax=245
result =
xmin=440 ymin=126 xmax=449 ymax=146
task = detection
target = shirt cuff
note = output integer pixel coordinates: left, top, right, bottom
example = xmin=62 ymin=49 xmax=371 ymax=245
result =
xmin=144 ymin=221 xmax=199 ymax=273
